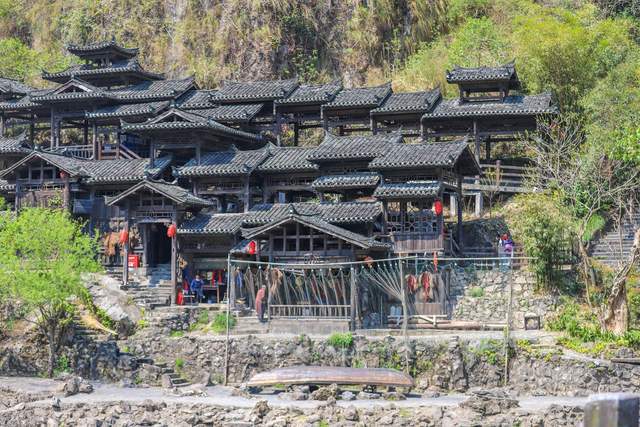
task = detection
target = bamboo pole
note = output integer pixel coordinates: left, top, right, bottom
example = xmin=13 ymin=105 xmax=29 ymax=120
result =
xmin=224 ymin=254 xmax=231 ymax=386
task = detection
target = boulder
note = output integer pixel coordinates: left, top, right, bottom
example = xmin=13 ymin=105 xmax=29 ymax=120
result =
xmin=460 ymin=389 xmax=519 ymax=416
xmin=340 ymin=390 xmax=356 ymax=401
xmin=309 ymin=384 xmax=339 ymax=401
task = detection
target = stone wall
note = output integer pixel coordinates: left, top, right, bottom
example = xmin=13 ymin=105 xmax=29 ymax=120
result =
xmin=449 ymin=269 xmax=558 ymax=329
xmin=0 ymin=396 xmax=585 ymax=427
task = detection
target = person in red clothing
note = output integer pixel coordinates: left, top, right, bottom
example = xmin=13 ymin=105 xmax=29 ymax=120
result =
xmin=255 ymin=285 xmax=267 ymax=322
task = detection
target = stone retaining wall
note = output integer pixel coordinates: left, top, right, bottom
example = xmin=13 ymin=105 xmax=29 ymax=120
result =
xmin=449 ymin=269 xmax=558 ymax=328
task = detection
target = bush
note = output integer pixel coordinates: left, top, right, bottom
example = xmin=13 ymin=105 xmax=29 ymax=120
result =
xmin=327 ymin=332 xmax=353 ymax=350
xmin=175 ymin=358 xmax=184 ymax=370
xmin=169 ymin=330 xmax=184 ymax=338
xmin=211 ymin=313 xmax=236 ymax=334
xmin=469 ymin=287 xmax=484 ymax=298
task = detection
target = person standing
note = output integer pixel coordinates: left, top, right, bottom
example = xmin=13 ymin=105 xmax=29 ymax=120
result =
xmin=190 ymin=274 xmax=204 ymax=303
xmin=255 ymin=285 xmax=267 ymax=322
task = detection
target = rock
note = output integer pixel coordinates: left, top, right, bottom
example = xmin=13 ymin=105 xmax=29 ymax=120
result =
xmin=160 ymin=374 xmax=172 ymax=389
xmin=251 ymin=400 xmax=270 ymax=419
xmin=423 ymin=388 xmax=441 ymax=398
xmin=309 ymin=384 xmax=338 ymax=401
xmin=343 ymin=406 xmax=359 ymax=421
xmin=460 ymin=389 xmax=519 ymax=416
xmin=340 ymin=390 xmax=356 ymax=401
xmin=357 ymin=391 xmax=380 ymax=400
xmin=231 ymin=386 xmax=253 ymax=399
xmin=78 ymin=381 xmax=94 ymax=394
xmin=50 ymin=397 xmax=60 ymax=410
xmin=383 ymin=391 xmax=406 ymax=401
xmin=57 ymin=376 xmax=92 ymax=396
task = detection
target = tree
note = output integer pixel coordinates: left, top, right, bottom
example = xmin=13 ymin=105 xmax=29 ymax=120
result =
xmin=524 ymin=117 xmax=640 ymax=333
xmin=0 ymin=208 xmax=99 ymax=376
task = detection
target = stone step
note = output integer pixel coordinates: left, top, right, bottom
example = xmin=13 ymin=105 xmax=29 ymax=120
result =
xmin=170 ymin=378 xmax=190 ymax=386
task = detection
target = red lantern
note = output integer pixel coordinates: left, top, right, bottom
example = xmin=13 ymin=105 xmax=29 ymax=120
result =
xmin=119 ymin=229 xmax=129 ymax=245
xmin=59 ymin=170 xmax=69 ymax=180
xmin=247 ymin=240 xmax=257 ymax=255
xmin=434 ymin=200 xmax=443 ymax=216
xmin=167 ymin=223 xmax=177 ymax=238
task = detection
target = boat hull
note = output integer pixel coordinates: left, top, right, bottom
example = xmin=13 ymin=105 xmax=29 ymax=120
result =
xmin=246 ymin=366 xmax=414 ymax=388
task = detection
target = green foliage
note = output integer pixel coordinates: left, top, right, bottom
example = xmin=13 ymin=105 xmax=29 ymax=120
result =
xmin=469 ymin=287 xmax=484 ymax=298
xmin=501 ymin=193 xmax=575 ymax=290
xmin=472 ymin=339 xmax=503 ymax=365
xmin=0 ymin=208 xmax=100 ymax=376
xmin=53 ymin=354 xmax=70 ymax=376
xmin=174 ymin=358 xmax=185 ymax=370
xmin=169 ymin=330 xmax=184 ymax=338
xmin=137 ymin=319 xmax=149 ymax=329
xmin=326 ymin=332 xmax=354 ymax=350
xmin=582 ymin=213 xmax=606 ymax=243
xmin=448 ymin=17 xmax=509 ymax=68
xmin=211 ymin=312 xmax=236 ymax=334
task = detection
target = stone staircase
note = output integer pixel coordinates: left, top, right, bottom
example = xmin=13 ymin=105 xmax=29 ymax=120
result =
xmin=153 ymin=360 xmax=191 ymax=388
xmin=119 ymin=264 xmax=174 ymax=309
xmin=72 ymin=313 xmax=115 ymax=343
xmin=591 ymin=211 xmax=640 ymax=267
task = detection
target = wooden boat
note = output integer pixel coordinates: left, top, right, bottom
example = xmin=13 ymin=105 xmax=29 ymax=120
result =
xmin=246 ymin=366 xmax=414 ymax=388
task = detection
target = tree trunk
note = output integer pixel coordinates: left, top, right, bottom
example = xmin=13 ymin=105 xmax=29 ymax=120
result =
xmin=47 ymin=330 xmax=56 ymax=378
xmin=601 ymin=229 xmax=640 ymax=335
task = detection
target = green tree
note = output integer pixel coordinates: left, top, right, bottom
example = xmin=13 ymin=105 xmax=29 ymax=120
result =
xmin=447 ymin=17 xmax=510 ymax=68
xmin=0 ymin=208 xmax=100 ymax=377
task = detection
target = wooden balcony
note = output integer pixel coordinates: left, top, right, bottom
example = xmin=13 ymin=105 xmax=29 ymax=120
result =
xmin=390 ymin=232 xmax=444 ymax=254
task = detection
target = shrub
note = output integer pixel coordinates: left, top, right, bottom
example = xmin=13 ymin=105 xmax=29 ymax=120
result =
xmin=327 ymin=332 xmax=353 ymax=350
xmin=469 ymin=287 xmax=484 ymax=298
xmin=211 ymin=313 xmax=236 ymax=334
xmin=169 ymin=330 xmax=184 ymax=338
xmin=175 ymin=358 xmax=185 ymax=370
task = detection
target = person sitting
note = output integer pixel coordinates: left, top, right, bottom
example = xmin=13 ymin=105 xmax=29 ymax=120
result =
xmin=190 ymin=274 xmax=205 ymax=303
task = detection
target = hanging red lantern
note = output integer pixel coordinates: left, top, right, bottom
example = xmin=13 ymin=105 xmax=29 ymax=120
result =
xmin=434 ymin=200 xmax=443 ymax=216
xmin=119 ymin=229 xmax=129 ymax=245
xmin=247 ymin=240 xmax=257 ymax=255
xmin=167 ymin=223 xmax=177 ymax=238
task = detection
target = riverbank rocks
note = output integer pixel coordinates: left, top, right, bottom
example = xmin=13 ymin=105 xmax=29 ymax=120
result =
xmin=460 ymin=389 xmax=519 ymax=416
xmin=309 ymin=383 xmax=339 ymax=400
xmin=56 ymin=375 xmax=93 ymax=396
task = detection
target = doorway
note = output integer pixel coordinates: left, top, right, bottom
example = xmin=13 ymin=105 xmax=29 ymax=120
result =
xmin=147 ymin=223 xmax=172 ymax=267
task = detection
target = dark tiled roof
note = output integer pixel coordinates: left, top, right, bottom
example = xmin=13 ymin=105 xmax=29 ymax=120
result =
xmin=0 ymin=78 xmax=33 ymax=96
xmin=66 ymin=40 xmax=138 ymax=58
xmin=109 ymin=77 xmax=195 ymax=101
xmin=322 ymin=82 xmax=392 ymax=110
xmin=105 ymin=179 xmax=212 ymax=207
xmin=0 ymin=132 xmax=29 ymax=154
xmin=213 ymin=79 xmax=298 ymax=103
xmin=31 ymin=78 xmax=113 ymax=103
xmin=308 ymin=132 xmax=402 ymax=162
xmin=446 ymin=63 xmax=516 ymax=83
xmin=373 ymin=181 xmax=442 ymax=199
xmin=370 ymin=89 xmax=441 ymax=115
xmin=422 ymin=93 xmax=556 ymax=119
xmin=244 ymin=201 xmax=382 ymax=225
xmin=190 ymin=103 xmax=263 ymax=123
xmin=176 ymin=146 xmax=270 ymax=177
xmin=311 ymin=172 xmax=380 ymax=191
xmin=176 ymin=89 xmax=218 ymax=109
xmin=256 ymin=146 xmax=318 ymax=173
xmin=121 ymin=108 xmax=262 ymax=142
xmin=369 ymin=140 xmax=471 ymax=170
xmin=0 ymin=89 xmax=49 ymax=111
xmin=242 ymin=212 xmax=389 ymax=249
xmin=86 ymin=101 xmax=170 ymax=119
xmin=81 ymin=156 xmax=172 ymax=184
xmin=0 ymin=151 xmax=85 ymax=178
xmin=178 ymin=212 xmax=246 ymax=235
xmin=42 ymin=59 xmax=163 ymax=83
xmin=274 ymin=81 xmax=342 ymax=106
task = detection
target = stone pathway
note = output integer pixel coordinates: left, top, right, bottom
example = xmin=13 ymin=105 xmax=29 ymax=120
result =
xmin=0 ymin=376 xmax=589 ymax=412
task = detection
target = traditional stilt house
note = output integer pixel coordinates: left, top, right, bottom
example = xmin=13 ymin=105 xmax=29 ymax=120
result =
xmin=273 ymin=81 xmax=342 ymax=145
xmin=256 ymin=146 xmax=318 ymax=203
xmin=370 ymin=89 xmax=441 ymax=137
xmin=321 ymin=83 xmax=392 ymax=134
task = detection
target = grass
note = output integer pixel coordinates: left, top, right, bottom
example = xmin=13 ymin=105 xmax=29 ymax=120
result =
xmin=326 ymin=332 xmax=353 ymax=349
xmin=211 ymin=313 xmax=236 ymax=334
xmin=169 ymin=330 xmax=184 ymax=338
xmin=469 ymin=287 xmax=484 ymax=298
xmin=175 ymin=358 xmax=185 ymax=370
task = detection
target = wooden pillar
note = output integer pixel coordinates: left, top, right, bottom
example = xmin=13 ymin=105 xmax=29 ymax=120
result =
xmin=50 ymin=108 xmax=55 ymax=149
xmin=485 ymin=137 xmax=491 ymax=162
xmin=149 ymin=141 xmax=155 ymax=168
xmin=92 ymin=121 xmax=98 ymax=160
xmin=243 ymin=177 xmax=250 ymax=213
xmin=0 ymin=113 xmax=5 ymax=136
xmin=195 ymin=142 xmax=201 ymax=165
xmin=321 ymin=109 xmax=328 ymax=131
xmin=142 ymin=224 xmax=149 ymax=267
xmin=275 ymin=111 xmax=283 ymax=146
xmin=449 ymin=192 xmax=457 ymax=219
xmin=370 ymin=117 xmax=377 ymax=135
xmin=170 ymin=211 xmax=177 ymax=306
xmin=29 ymin=114 xmax=35 ymax=145
xmin=62 ymin=173 xmax=70 ymax=211
xmin=293 ymin=122 xmax=299 ymax=146
xmin=122 ymin=205 xmax=130 ymax=286
xmin=83 ymin=119 xmax=89 ymax=146
xmin=457 ymin=176 xmax=464 ymax=249
xmin=473 ymin=119 xmax=482 ymax=217
xmin=55 ymin=118 xmax=61 ymax=148
xmin=88 ymin=188 xmax=96 ymax=236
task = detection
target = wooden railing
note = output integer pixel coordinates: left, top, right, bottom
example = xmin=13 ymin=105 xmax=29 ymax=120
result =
xmin=45 ymin=145 xmax=93 ymax=160
xmin=269 ymin=304 xmax=351 ymax=319
xmin=463 ymin=161 xmax=534 ymax=194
